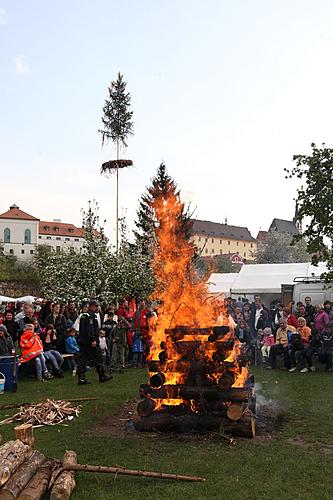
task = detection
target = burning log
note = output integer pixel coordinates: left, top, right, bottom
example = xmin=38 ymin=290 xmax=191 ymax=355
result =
xmin=149 ymin=372 xmax=166 ymax=388
xmin=18 ymin=460 xmax=54 ymax=500
xmin=0 ymin=450 xmax=45 ymax=499
xmin=133 ymin=412 xmax=255 ymax=437
xmin=0 ymin=440 xmax=31 ymax=486
xmin=50 ymin=450 xmax=77 ymax=500
xmin=137 ymin=398 xmax=156 ymax=417
xmin=217 ymin=372 xmax=235 ymax=391
xmin=140 ymin=384 xmax=252 ymax=402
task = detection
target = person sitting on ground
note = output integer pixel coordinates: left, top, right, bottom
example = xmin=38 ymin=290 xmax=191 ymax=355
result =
xmin=261 ymin=327 xmax=275 ymax=364
xmin=267 ymin=318 xmax=296 ymax=370
xmin=289 ymin=317 xmax=312 ymax=372
xmin=19 ymin=324 xmax=53 ymax=381
xmin=314 ymin=304 xmax=330 ymax=334
xmin=318 ymin=322 xmax=333 ymax=372
xmin=39 ymin=324 xmax=64 ymax=377
xmin=0 ymin=325 xmax=14 ymax=355
xmin=3 ymin=310 xmax=19 ymax=345
xmin=65 ymin=328 xmax=80 ymax=375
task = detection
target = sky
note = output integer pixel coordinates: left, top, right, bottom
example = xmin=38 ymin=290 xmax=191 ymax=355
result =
xmin=1 ymin=0 xmax=333 ymax=244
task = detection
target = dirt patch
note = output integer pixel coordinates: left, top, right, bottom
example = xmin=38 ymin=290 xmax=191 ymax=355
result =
xmin=287 ymin=436 xmax=333 ymax=455
xmin=89 ymin=399 xmax=284 ymax=444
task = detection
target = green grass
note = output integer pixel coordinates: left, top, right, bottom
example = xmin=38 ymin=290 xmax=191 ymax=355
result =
xmin=0 ymin=367 xmax=332 ymax=500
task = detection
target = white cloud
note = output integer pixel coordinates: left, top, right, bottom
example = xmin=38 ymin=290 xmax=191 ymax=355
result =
xmin=0 ymin=8 xmax=7 ymax=26
xmin=15 ymin=55 xmax=30 ymax=75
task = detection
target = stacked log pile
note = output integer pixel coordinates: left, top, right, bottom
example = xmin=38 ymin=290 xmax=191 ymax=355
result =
xmin=134 ymin=326 xmax=256 ymax=437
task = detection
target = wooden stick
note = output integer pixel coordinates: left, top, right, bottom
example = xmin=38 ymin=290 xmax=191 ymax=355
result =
xmin=50 ymin=451 xmax=77 ymax=500
xmin=62 ymin=463 xmax=206 ymax=482
xmin=15 ymin=424 xmax=35 ymax=448
xmin=0 ymin=397 xmax=97 ymax=411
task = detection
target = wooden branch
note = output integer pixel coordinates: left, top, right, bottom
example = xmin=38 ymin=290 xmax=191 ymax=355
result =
xmin=0 ymin=440 xmax=31 ymax=486
xmin=50 ymin=451 xmax=77 ymax=500
xmin=18 ymin=459 xmax=54 ymax=500
xmin=0 ymin=397 xmax=97 ymax=412
xmin=15 ymin=424 xmax=35 ymax=448
xmin=0 ymin=451 xmax=45 ymax=499
xmin=62 ymin=463 xmax=206 ymax=482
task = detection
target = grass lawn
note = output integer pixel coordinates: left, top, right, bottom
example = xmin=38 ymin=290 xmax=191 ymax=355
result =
xmin=0 ymin=366 xmax=332 ymax=500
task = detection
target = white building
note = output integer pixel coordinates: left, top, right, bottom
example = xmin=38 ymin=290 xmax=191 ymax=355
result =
xmin=0 ymin=204 xmax=85 ymax=260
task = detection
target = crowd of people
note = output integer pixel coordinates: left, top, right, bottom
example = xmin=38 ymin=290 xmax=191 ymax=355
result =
xmin=0 ymin=298 xmax=156 ymax=385
xmin=227 ymin=296 xmax=333 ymax=372
xmin=0 ymin=293 xmax=332 ymax=386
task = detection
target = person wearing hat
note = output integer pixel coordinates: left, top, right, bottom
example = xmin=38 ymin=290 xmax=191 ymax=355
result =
xmin=77 ymin=300 xmax=112 ymax=385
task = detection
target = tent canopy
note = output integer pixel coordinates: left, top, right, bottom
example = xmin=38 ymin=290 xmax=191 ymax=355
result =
xmin=207 ymin=273 xmax=238 ymax=295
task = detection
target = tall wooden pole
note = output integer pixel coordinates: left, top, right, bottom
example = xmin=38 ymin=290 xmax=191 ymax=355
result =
xmin=116 ymin=138 xmax=119 ymax=252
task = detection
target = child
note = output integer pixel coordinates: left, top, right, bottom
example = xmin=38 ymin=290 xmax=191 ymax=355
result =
xmin=261 ymin=327 xmax=274 ymax=363
xmin=65 ymin=327 xmax=80 ymax=375
xmin=111 ymin=318 xmax=127 ymax=370
xmin=132 ymin=329 xmax=144 ymax=368
xmin=98 ymin=329 xmax=109 ymax=368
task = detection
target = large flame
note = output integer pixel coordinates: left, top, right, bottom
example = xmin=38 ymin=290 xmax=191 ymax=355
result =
xmin=148 ymin=190 xmax=248 ymax=407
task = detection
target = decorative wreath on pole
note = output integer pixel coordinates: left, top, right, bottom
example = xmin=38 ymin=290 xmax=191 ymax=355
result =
xmin=100 ymin=159 xmax=133 ymax=175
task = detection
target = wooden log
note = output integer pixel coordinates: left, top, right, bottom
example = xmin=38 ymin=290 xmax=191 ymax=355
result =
xmin=14 ymin=424 xmax=35 ymax=448
xmin=18 ymin=459 xmax=54 ymax=500
xmin=50 ymin=450 xmax=77 ymax=500
xmin=134 ymin=412 xmax=255 ymax=437
xmin=165 ymin=327 xmax=212 ymax=338
xmin=137 ymin=398 xmax=156 ymax=417
xmin=226 ymin=404 xmax=243 ymax=421
xmin=0 ymin=451 xmax=45 ymax=499
xmin=63 ymin=463 xmax=206 ymax=482
xmin=217 ymin=372 xmax=235 ymax=391
xmin=149 ymin=372 xmax=166 ymax=388
xmin=0 ymin=440 xmax=31 ymax=486
xmin=140 ymin=384 xmax=252 ymax=402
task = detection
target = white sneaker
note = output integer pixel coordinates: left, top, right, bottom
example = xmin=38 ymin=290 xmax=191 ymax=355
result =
xmin=300 ymin=368 xmax=309 ymax=373
xmin=72 ymin=368 xmax=77 ymax=376
xmin=309 ymin=366 xmax=316 ymax=372
xmin=289 ymin=367 xmax=297 ymax=372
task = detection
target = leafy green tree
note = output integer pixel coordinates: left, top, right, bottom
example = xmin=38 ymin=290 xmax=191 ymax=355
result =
xmin=99 ymin=72 xmax=134 ymax=251
xmin=194 ymin=255 xmax=241 ymax=277
xmin=254 ymin=231 xmax=311 ymax=264
xmin=285 ymin=143 xmax=333 ymax=280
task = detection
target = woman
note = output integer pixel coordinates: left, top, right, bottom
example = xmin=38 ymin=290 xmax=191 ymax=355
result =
xmin=40 ymin=325 xmax=64 ymax=377
xmin=314 ymin=304 xmax=329 ymax=334
xmin=289 ymin=317 xmax=312 ymax=372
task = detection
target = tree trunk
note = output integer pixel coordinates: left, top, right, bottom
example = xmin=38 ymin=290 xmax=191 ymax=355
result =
xmin=116 ymin=138 xmax=119 ymax=252
xmin=0 ymin=440 xmax=31 ymax=486
xmin=134 ymin=412 xmax=255 ymax=437
xmin=18 ymin=459 xmax=54 ymax=500
xmin=14 ymin=424 xmax=35 ymax=448
xmin=139 ymin=384 xmax=252 ymax=402
xmin=0 ymin=451 xmax=45 ymax=499
xmin=50 ymin=450 xmax=77 ymax=500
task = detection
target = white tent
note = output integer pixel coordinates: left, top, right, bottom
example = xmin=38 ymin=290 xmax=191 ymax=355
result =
xmin=207 ymin=273 xmax=238 ymax=296
xmin=230 ymin=262 xmax=328 ymax=295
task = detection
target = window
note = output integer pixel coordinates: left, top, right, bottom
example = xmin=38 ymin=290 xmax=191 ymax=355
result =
xmin=74 ymin=238 xmax=79 ymax=242
xmin=220 ymin=249 xmax=222 ymax=254
xmin=56 ymin=246 xmax=61 ymax=253
xmin=9 ymin=249 xmax=13 ymax=254
xmin=56 ymin=237 xmax=61 ymax=240
xmin=244 ymin=243 xmax=246 ymax=247
xmin=251 ymin=243 xmax=253 ymax=248
xmin=24 ymin=229 xmax=31 ymax=244
xmin=21 ymin=249 xmax=25 ymax=254
xmin=211 ymin=238 xmax=214 ymax=243
xmin=205 ymin=238 xmax=208 ymax=242
xmin=38 ymin=236 xmax=42 ymax=239
xmin=220 ymin=240 xmax=222 ymax=244
xmin=244 ymin=252 xmax=246 ymax=257
xmin=228 ymin=241 xmax=230 ymax=245
xmin=212 ymin=248 xmax=214 ymax=254
xmin=236 ymin=241 xmax=239 ymax=246
xmin=205 ymin=248 xmax=208 ymax=253
xmin=30 ymin=250 xmax=34 ymax=255
xmin=46 ymin=236 xmax=51 ymax=240
xmin=65 ymin=238 xmax=70 ymax=241
xmin=4 ymin=228 xmax=10 ymax=243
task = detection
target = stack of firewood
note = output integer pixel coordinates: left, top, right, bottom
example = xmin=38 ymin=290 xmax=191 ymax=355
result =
xmin=0 ymin=399 xmax=81 ymax=427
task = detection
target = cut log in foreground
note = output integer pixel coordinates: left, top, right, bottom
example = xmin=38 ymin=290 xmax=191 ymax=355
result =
xmin=14 ymin=424 xmax=35 ymax=448
xmin=0 ymin=440 xmax=31 ymax=486
xmin=133 ymin=412 xmax=255 ymax=438
xmin=50 ymin=450 xmax=77 ymax=500
xmin=18 ymin=460 xmax=54 ymax=500
xmin=62 ymin=463 xmax=206 ymax=482
xmin=0 ymin=450 xmax=45 ymax=499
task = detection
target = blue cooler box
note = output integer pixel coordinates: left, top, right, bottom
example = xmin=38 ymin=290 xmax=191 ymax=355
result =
xmin=0 ymin=356 xmax=19 ymax=391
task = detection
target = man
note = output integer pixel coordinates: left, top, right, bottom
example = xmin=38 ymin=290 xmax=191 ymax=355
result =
xmin=318 ymin=322 xmax=333 ymax=372
xmin=0 ymin=325 xmax=14 ymax=355
xmin=77 ymin=300 xmax=112 ymax=385
xmin=14 ymin=302 xmax=33 ymax=323
xmin=304 ymin=297 xmax=316 ymax=325
xmin=268 ymin=318 xmax=296 ymax=370
xmin=18 ymin=305 xmax=36 ymax=341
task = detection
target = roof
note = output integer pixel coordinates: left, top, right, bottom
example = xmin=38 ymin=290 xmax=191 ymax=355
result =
xmin=192 ymin=219 xmax=256 ymax=242
xmin=256 ymin=230 xmax=269 ymax=243
xmin=39 ymin=221 xmax=85 ymax=238
xmin=0 ymin=205 xmax=39 ymax=221
xmin=269 ymin=218 xmax=298 ymax=235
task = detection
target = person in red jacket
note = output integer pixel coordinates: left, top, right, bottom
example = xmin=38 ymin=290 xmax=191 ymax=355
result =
xmin=282 ymin=307 xmax=298 ymax=329
xmin=20 ymin=324 xmax=53 ymax=381
xmin=133 ymin=300 xmax=151 ymax=361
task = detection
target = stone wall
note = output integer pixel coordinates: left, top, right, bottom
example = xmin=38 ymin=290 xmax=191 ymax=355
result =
xmin=0 ymin=281 xmax=40 ymax=298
